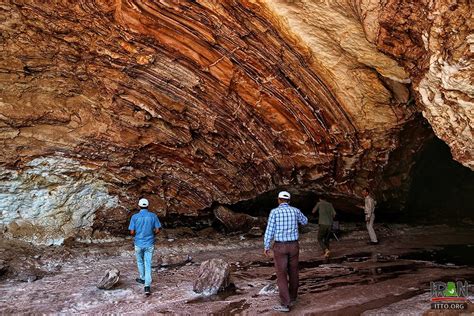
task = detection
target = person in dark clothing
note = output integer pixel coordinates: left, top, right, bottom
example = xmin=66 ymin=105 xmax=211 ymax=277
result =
xmin=312 ymin=198 xmax=336 ymax=258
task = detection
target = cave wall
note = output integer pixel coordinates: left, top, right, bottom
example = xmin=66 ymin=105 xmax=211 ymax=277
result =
xmin=0 ymin=0 xmax=471 ymax=243
xmin=373 ymin=0 xmax=473 ymax=169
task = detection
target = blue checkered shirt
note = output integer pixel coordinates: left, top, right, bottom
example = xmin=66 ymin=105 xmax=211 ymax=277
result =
xmin=264 ymin=203 xmax=308 ymax=250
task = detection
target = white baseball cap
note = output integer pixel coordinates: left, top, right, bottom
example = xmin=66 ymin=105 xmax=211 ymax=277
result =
xmin=138 ymin=198 xmax=149 ymax=208
xmin=278 ymin=191 xmax=291 ymax=199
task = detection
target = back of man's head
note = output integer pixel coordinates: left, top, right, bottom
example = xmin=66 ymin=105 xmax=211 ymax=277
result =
xmin=138 ymin=198 xmax=149 ymax=208
xmin=278 ymin=191 xmax=291 ymax=204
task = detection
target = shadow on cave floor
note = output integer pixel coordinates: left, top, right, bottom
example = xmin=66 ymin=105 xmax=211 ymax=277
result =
xmin=1 ymin=223 xmax=473 ymax=314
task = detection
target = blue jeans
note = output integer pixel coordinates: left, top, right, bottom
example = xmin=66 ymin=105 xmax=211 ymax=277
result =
xmin=135 ymin=245 xmax=154 ymax=286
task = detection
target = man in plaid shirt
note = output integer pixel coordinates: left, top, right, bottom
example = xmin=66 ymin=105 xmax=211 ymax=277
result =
xmin=264 ymin=191 xmax=308 ymax=312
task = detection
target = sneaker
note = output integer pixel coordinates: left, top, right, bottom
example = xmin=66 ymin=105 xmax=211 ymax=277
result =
xmin=273 ymin=305 xmax=290 ymax=312
xmin=136 ymin=278 xmax=145 ymax=284
xmin=367 ymin=241 xmax=379 ymax=245
xmin=144 ymin=286 xmax=151 ymax=296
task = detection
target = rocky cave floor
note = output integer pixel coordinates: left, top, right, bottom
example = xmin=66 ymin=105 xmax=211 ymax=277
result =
xmin=1 ymin=223 xmax=473 ymax=315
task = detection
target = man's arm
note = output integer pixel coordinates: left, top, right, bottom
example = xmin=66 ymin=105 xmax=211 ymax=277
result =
xmin=298 ymin=210 xmax=308 ymax=225
xmin=364 ymin=198 xmax=373 ymax=221
xmin=311 ymin=202 xmax=320 ymax=214
xmin=368 ymin=197 xmax=375 ymax=216
xmin=263 ymin=211 xmax=276 ymax=255
xmin=154 ymin=215 xmax=162 ymax=235
xmin=128 ymin=215 xmax=136 ymax=235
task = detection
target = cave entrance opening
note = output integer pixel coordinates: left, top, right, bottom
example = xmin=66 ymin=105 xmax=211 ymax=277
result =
xmin=226 ymin=189 xmax=363 ymax=223
xmin=224 ymin=137 xmax=474 ymax=226
xmin=399 ymin=137 xmax=474 ymax=225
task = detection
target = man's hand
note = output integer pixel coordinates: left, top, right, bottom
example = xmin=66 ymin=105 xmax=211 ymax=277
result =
xmin=264 ymin=249 xmax=271 ymax=257
xmin=154 ymin=228 xmax=161 ymax=235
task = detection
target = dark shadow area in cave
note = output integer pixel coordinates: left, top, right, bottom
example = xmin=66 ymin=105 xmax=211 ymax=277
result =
xmin=227 ymin=137 xmax=473 ymax=226
xmin=228 ymin=189 xmax=364 ymax=223
xmin=400 ymin=137 xmax=474 ymax=224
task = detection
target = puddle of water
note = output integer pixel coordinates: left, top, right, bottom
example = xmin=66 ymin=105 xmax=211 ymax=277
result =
xmin=299 ymin=252 xmax=374 ymax=269
xmin=235 ymin=252 xmax=377 ymax=272
xmin=359 ymin=263 xmax=417 ymax=275
xmin=400 ymin=244 xmax=474 ymax=266
xmin=345 ymin=252 xmax=373 ymax=262
xmin=299 ymin=263 xmax=418 ymax=294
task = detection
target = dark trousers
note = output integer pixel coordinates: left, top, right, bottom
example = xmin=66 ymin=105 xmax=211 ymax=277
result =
xmin=318 ymin=224 xmax=331 ymax=251
xmin=273 ymin=241 xmax=299 ymax=306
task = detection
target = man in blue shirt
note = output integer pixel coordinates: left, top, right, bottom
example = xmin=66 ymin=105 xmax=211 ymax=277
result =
xmin=128 ymin=198 xmax=162 ymax=296
xmin=264 ymin=191 xmax=308 ymax=312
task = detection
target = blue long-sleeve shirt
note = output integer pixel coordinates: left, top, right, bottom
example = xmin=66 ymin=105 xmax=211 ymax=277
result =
xmin=264 ymin=203 xmax=308 ymax=250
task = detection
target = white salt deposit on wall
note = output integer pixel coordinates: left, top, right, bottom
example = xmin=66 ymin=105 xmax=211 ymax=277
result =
xmin=0 ymin=156 xmax=118 ymax=245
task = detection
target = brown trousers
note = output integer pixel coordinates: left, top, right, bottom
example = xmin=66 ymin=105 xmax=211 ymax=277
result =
xmin=273 ymin=241 xmax=299 ymax=306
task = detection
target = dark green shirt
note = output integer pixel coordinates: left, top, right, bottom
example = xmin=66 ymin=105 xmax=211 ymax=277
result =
xmin=313 ymin=200 xmax=336 ymax=225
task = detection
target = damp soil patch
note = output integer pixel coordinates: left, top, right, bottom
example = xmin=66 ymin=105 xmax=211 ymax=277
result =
xmin=400 ymin=244 xmax=474 ymax=266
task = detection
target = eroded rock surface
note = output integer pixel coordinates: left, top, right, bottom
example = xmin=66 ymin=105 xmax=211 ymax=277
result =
xmin=372 ymin=0 xmax=473 ymax=169
xmin=97 ymin=268 xmax=120 ymax=290
xmin=214 ymin=205 xmax=266 ymax=233
xmin=0 ymin=0 xmax=471 ymax=241
xmin=193 ymin=258 xmax=231 ymax=295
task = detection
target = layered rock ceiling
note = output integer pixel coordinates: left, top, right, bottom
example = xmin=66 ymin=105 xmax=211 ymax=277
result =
xmin=0 ymin=0 xmax=472 ymax=243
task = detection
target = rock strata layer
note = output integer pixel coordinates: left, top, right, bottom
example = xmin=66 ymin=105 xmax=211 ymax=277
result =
xmin=0 ymin=0 xmax=471 ymax=242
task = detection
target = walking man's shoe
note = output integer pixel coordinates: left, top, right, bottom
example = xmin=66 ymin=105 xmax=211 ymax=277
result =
xmin=144 ymin=286 xmax=151 ymax=296
xmin=136 ymin=278 xmax=145 ymax=284
xmin=273 ymin=305 xmax=290 ymax=312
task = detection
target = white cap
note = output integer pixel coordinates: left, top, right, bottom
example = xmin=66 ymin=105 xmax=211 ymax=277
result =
xmin=138 ymin=198 xmax=149 ymax=208
xmin=278 ymin=191 xmax=291 ymax=200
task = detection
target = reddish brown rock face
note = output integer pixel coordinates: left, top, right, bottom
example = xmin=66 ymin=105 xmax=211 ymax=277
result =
xmin=374 ymin=0 xmax=473 ymax=169
xmin=0 ymin=1 xmax=470 ymax=242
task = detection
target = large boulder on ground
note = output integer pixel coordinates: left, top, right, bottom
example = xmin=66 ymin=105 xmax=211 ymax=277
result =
xmin=245 ymin=226 xmax=264 ymax=237
xmin=193 ymin=258 xmax=230 ymax=295
xmin=163 ymin=227 xmax=197 ymax=239
xmin=196 ymin=227 xmax=219 ymax=239
xmin=214 ymin=205 xmax=266 ymax=232
xmin=155 ymin=254 xmax=192 ymax=269
xmin=259 ymin=283 xmax=279 ymax=296
xmin=97 ymin=268 xmax=120 ymax=290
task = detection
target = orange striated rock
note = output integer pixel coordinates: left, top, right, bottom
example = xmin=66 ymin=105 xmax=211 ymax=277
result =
xmin=0 ymin=0 xmax=470 ymax=242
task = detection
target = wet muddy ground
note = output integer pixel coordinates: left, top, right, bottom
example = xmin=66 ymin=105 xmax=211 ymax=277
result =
xmin=0 ymin=223 xmax=473 ymax=315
